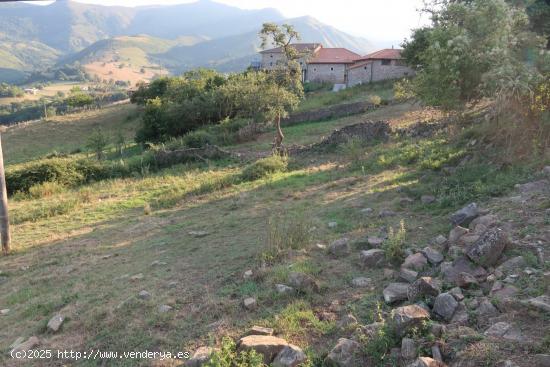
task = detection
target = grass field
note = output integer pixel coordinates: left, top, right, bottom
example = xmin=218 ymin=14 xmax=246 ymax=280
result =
xmin=0 ymin=83 xmax=547 ymax=366
xmin=0 ymin=82 xmax=94 ymax=106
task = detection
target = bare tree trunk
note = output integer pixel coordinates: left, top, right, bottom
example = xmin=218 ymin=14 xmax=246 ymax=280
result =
xmin=273 ymin=112 xmax=285 ymax=155
xmin=0 ymin=133 xmax=11 ymax=255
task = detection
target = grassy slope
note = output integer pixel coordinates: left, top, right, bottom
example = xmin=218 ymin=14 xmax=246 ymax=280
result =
xmin=0 ymin=87 xmax=547 ymax=366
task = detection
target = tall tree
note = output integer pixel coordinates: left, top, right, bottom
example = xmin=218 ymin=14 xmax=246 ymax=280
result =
xmin=0 ymin=130 xmax=11 ymax=255
xmin=259 ymin=23 xmax=304 ymax=154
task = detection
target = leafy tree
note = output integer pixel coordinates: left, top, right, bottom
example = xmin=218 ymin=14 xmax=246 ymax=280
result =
xmin=66 ymin=92 xmax=94 ymax=109
xmin=259 ymin=23 xmax=304 ymax=154
xmin=86 ymin=127 xmax=108 ymax=160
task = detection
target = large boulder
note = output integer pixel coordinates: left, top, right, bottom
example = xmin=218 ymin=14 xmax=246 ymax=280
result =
xmin=421 ymin=247 xmax=444 ymax=265
xmin=496 ymin=256 xmax=526 ymax=275
xmin=525 ymin=295 xmax=550 ymax=313
xmin=450 ymin=203 xmax=479 ymax=226
xmin=237 ymin=335 xmax=289 ymax=364
xmin=288 ymin=272 xmax=319 ymax=293
xmin=324 ymin=338 xmax=361 ymax=367
xmin=449 ymin=226 xmax=469 ymax=244
xmin=360 ymin=249 xmax=386 ymax=268
xmin=272 ymin=344 xmax=307 ymax=367
xmin=441 ymin=257 xmax=487 ymax=286
xmin=383 ymin=282 xmax=410 ymax=304
xmin=407 ymin=277 xmax=440 ymax=302
xmin=329 ymin=238 xmax=350 ymax=257
xmin=465 ymin=228 xmax=507 ymax=267
xmin=402 ymin=253 xmax=428 ymax=271
xmin=408 ymin=357 xmax=448 ymax=367
xmin=433 ymin=293 xmax=458 ymax=321
xmin=185 ymin=347 xmax=215 ymax=367
xmin=392 ymin=305 xmax=430 ymax=336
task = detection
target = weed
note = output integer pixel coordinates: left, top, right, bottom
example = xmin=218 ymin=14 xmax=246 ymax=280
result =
xmin=382 ymin=220 xmax=406 ymax=263
xmin=340 ymin=137 xmax=365 ymax=165
xmin=360 ymin=303 xmax=399 ymax=366
xmin=275 ymin=301 xmax=335 ymax=340
xmin=261 ymin=211 xmax=311 ymax=264
xmin=205 ymin=337 xmax=264 ymax=367
xmin=241 ymin=155 xmax=288 ymax=181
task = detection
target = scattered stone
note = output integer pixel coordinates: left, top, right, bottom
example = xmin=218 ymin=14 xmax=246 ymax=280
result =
xmin=401 ymin=253 xmax=428 ymax=271
xmin=543 ymin=166 xmax=550 ymax=176
xmin=360 ymin=249 xmax=386 ymax=267
xmin=47 ymin=314 xmax=64 ymax=332
xmin=496 ymin=360 xmax=519 ymax=367
xmin=433 ymin=293 xmax=458 ymax=321
xmin=441 ymin=257 xmax=487 ymax=286
xmin=408 ymin=357 xmax=447 ymax=367
xmin=138 ymin=290 xmax=151 ymax=300
xmin=450 ymin=302 xmax=469 ymax=325
xmin=238 ymin=335 xmax=289 ymax=364
xmin=11 ymin=336 xmax=39 ymax=353
xmin=534 ymin=354 xmax=550 ymax=367
xmin=401 ymin=338 xmax=417 ymax=360
xmin=431 ymin=345 xmax=443 ymax=362
xmin=450 ymin=203 xmax=479 ymax=226
xmin=456 ymin=272 xmax=478 ymax=289
xmin=328 ymin=221 xmax=338 ymax=229
xmin=351 ymin=277 xmax=372 ymax=288
xmin=399 ymin=268 xmax=418 ymax=283
xmin=150 ymin=260 xmax=167 ymax=266
xmin=466 ymin=228 xmax=507 ymax=267
xmin=167 ymin=281 xmax=178 ymax=288
xmin=361 ymin=208 xmax=374 ymax=215
xmin=243 ymin=298 xmax=257 ymax=310
xmin=288 ymin=272 xmax=319 ymax=293
xmin=337 ymin=314 xmax=359 ymax=329
xmin=516 ymin=179 xmax=549 ymax=194
xmin=384 ymin=268 xmax=397 ymax=280
xmin=496 ymin=256 xmax=526 ymax=275
xmin=272 ymin=344 xmax=307 ymax=367
xmin=1 ymin=308 xmax=9 ymax=315
xmin=392 ymin=305 xmax=430 ymax=336
xmin=421 ymin=195 xmax=436 ymax=204
xmin=275 ymin=284 xmax=295 ymax=295
xmin=246 ymin=326 xmax=274 ymax=336
xmin=367 ymin=236 xmax=384 ymax=248
xmin=434 ymin=235 xmax=447 ymax=246
xmin=328 ymin=238 xmax=350 ymax=257
xmin=379 ymin=209 xmax=397 ymax=218
xmin=484 ymin=321 xmax=523 ymax=342
xmin=421 ymin=247 xmax=444 ymax=265
xmin=449 ymin=226 xmax=469 ymax=243
xmin=243 ymin=270 xmax=253 ymax=279
xmin=469 ymin=214 xmax=498 ymax=230
xmin=185 ymin=347 xmax=215 ymax=367
xmin=130 ymin=273 xmax=144 ymax=281
xmin=158 ymin=304 xmax=173 ymax=313
xmin=448 ymin=287 xmax=464 ymax=302
xmin=315 ymin=243 xmax=327 ymax=250
xmin=324 ymin=338 xmax=361 ymax=367
xmin=525 ymin=295 xmax=550 ymax=313
xmin=189 ymin=230 xmax=209 ymax=238
xmin=408 ymin=277 xmax=440 ymax=301
xmin=383 ymin=282 xmax=410 ymax=304
xmin=476 ymin=298 xmax=499 ymax=319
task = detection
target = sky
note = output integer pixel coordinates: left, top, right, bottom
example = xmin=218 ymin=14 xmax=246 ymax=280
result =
xmin=25 ymin=0 xmax=431 ymax=45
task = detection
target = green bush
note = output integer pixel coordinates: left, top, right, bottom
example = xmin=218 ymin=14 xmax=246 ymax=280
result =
xmin=204 ymin=337 xmax=264 ymax=367
xmin=240 ymin=155 xmax=287 ymax=181
xmin=382 ymin=220 xmax=406 ymax=263
xmin=182 ymin=130 xmax=218 ymax=148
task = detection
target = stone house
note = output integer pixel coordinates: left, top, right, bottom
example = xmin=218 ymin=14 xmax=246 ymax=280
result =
xmin=259 ymin=43 xmax=322 ymax=81
xmin=346 ymin=48 xmax=414 ymax=87
xmin=305 ymin=48 xmax=361 ymax=84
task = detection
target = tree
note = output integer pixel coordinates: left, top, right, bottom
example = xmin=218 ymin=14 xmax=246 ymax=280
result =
xmin=259 ymin=23 xmax=304 ymax=154
xmin=86 ymin=127 xmax=108 ymax=160
xmin=0 ymin=131 xmax=10 ymax=255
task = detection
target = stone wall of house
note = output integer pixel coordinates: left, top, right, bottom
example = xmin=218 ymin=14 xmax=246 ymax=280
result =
xmin=306 ymin=63 xmax=347 ymax=84
xmin=260 ymin=52 xmax=286 ymax=70
xmin=347 ymin=60 xmax=414 ymax=86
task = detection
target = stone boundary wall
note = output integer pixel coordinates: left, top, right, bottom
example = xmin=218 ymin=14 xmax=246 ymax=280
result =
xmin=282 ymin=101 xmax=378 ymax=126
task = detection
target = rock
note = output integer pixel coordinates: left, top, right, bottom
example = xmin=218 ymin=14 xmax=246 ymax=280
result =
xmin=484 ymin=321 xmax=523 ymax=342
xmin=337 ymin=314 xmax=358 ymax=329
xmin=430 ymin=323 xmax=446 ymax=337
xmin=496 ymin=256 xmax=526 ymax=275
xmin=272 ymin=344 xmax=307 ymax=367
xmin=315 ymin=243 xmax=327 ymax=250
xmin=525 ymin=295 xmax=550 ymax=313
xmin=449 ymin=226 xmax=469 ymax=243
xmin=402 ymin=253 xmax=428 ymax=271
xmin=466 ymin=228 xmax=507 ymax=267
xmin=328 ymin=221 xmax=338 ymax=228
xmin=324 ymin=338 xmax=361 ymax=367
xmin=431 ymin=345 xmax=443 ymax=362
xmin=399 ymin=197 xmax=415 ymax=206
xmin=158 ymin=304 xmax=173 ymax=313
xmin=456 ymin=272 xmax=478 ymax=289
xmin=150 ymin=260 xmax=167 ymax=266
xmin=422 ymin=247 xmax=444 ymax=265
xmin=401 ymin=338 xmax=417 ymax=360
xmin=167 ymin=281 xmax=178 ymax=288
xmin=47 ymin=314 xmax=64 ymax=332
xmin=189 ymin=230 xmax=209 ymax=237
xmin=534 ymin=354 xmax=550 ymax=367
xmin=408 ymin=357 xmax=447 ymax=367
xmin=408 ymin=277 xmax=440 ymax=301
xmin=138 ymin=290 xmax=151 ymax=300
xmin=384 ymin=268 xmax=397 ymax=280
xmin=0 ymin=308 xmax=9 ymax=315
xmin=421 ymin=195 xmax=436 ymax=204
xmin=329 ymin=238 xmax=350 ymax=257
xmin=469 ymin=214 xmax=498 ymax=229
xmin=243 ymin=270 xmax=254 ymax=279
xmin=433 ymin=293 xmax=458 ymax=321
xmin=379 ymin=209 xmax=397 ymax=218
xmin=246 ymin=326 xmax=274 ymax=336
xmin=243 ymin=297 xmax=257 ymax=310
xmin=275 ymin=284 xmax=295 ymax=295
xmin=448 ymin=287 xmax=464 ymax=302
xmin=399 ymin=268 xmax=418 ymax=283
xmin=351 ymin=277 xmax=372 ymax=288
xmin=288 ymin=272 xmax=319 ymax=293
xmin=543 ymin=166 xmax=550 ymax=175
xmin=11 ymin=336 xmax=39 ymax=353
xmin=476 ymin=298 xmax=499 ymax=319
xmin=434 ymin=235 xmax=447 ymax=246
xmin=130 ymin=273 xmax=144 ymax=281
xmin=441 ymin=257 xmax=487 ymax=286
xmin=496 ymin=360 xmax=519 ymax=367
xmin=360 ymin=249 xmax=386 ymax=267
xmin=516 ymin=179 xmax=549 ymax=194
xmin=367 ymin=236 xmax=384 ymax=247
xmin=450 ymin=203 xmax=479 ymax=226
xmin=185 ymin=347 xmax=215 ymax=367
xmin=450 ymin=302 xmax=469 ymax=325
xmin=392 ymin=305 xmax=430 ymax=336
xmin=383 ymin=282 xmax=410 ymax=304
xmin=238 ymin=335 xmax=289 ymax=364
xmin=491 ymin=284 xmax=519 ymax=310
xmin=361 ymin=208 xmax=374 ymax=215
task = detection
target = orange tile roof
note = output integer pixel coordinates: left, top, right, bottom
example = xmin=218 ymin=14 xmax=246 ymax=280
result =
xmin=260 ymin=43 xmax=322 ymax=54
xmin=308 ymin=48 xmax=361 ymax=64
xmin=360 ymin=48 xmax=403 ymax=60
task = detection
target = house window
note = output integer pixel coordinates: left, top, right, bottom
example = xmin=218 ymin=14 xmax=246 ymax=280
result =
xmin=270 ymin=54 xmax=273 ymax=58
xmin=364 ymin=66 xmax=367 ymax=70
xmin=270 ymin=62 xmax=273 ymax=66
xmin=330 ymin=67 xmax=334 ymax=71
xmin=314 ymin=68 xmax=317 ymax=71
xmin=381 ymin=59 xmax=391 ymax=66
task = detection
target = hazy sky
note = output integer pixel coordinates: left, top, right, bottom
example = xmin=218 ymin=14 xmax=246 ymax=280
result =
xmin=26 ymin=0 xmax=430 ymax=44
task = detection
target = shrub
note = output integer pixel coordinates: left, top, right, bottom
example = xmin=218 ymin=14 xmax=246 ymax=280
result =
xmin=204 ymin=337 xmax=263 ymax=367
xmin=28 ymin=181 xmax=66 ymax=199
xmin=182 ymin=130 xmax=218 ymax=148
xmin=262 ymin=211 xmax=311 ymax=263
xmin=367 ymin=94 xmax=382 ymax=106
xmin=340 ymin=137 xmax=365 ymax=165
xmin=240 ymin=155 xmax=287 ymax=181
xmin=383 ymin=220 xmax=406 ymax=263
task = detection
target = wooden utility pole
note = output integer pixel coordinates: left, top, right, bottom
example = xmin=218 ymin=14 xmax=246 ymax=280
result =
xmin=0 ymin=130 xmax=11 ymax=255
